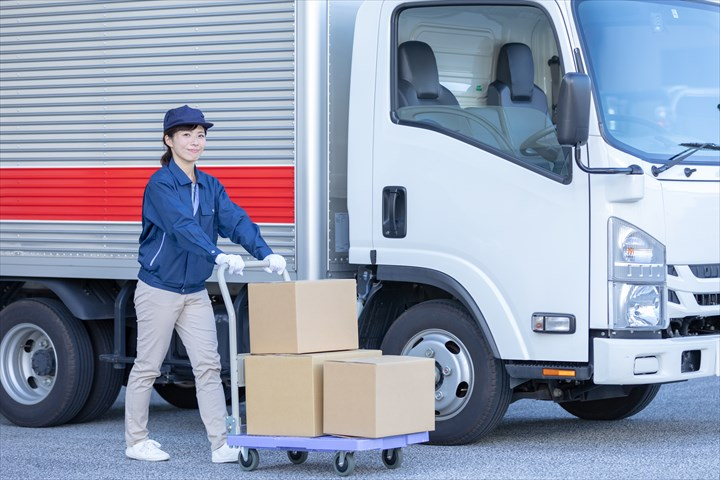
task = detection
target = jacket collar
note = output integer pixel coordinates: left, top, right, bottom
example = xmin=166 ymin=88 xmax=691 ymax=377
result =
xmin=168 ymin=159 xmax=204 ymax=185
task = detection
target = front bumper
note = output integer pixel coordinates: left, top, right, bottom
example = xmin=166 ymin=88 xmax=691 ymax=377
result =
xmin=593 ymin=335 xmax=720 ymax=384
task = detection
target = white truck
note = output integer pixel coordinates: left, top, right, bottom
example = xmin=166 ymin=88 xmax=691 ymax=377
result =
xmin=1 ymin=0 xmax=718 ymax=445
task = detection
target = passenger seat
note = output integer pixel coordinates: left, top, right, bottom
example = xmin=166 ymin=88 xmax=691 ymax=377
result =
xmin=397 ymin=41 xmax=459 ymax=107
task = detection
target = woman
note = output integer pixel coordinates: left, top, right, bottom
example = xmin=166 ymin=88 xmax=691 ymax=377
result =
xmin=124 ymin=105 xmax=286 ymax=463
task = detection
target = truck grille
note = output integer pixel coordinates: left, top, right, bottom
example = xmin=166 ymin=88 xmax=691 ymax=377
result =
xmin=667 ymin=264 xmax=720 ymax=336
xmin=695 ymin=293 xmax=720 ymax=307
xmin=689 ymin=264 xmax=720 ymax=279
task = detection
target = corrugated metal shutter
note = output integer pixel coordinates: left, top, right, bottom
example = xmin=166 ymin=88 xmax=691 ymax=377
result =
xmin=0 ymin=0 xmax=295 ymax=166
xmin=0 ymin=0 xmax=296 ymax=280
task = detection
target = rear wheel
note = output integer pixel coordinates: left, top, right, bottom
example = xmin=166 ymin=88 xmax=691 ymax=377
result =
xmin=559 ymin=384 xmax=661 ymax=420
xmin=71 ymin=320 xmax=124 ymax=423
xmin=381 ymin=299 xmax=511 ymax=445
xmin=0 ymin=298 xmax=94 ymax=427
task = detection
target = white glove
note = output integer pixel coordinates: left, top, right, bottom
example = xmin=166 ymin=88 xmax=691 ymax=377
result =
xmin=215 ymin=253 xmax=245 ymax=276
xmin=263 ymin=254 xmax=286 ymax=275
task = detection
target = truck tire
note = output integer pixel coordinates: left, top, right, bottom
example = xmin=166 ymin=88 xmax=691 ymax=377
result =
xmin=559 ymin=384 xmax=661 ymax=420
xmin=0 ymin=298 xmax=94 ymax=427
xmin=381 ymin=299 xmax=511 ymax=445
xmin=71 ymin=320 xmax=124 ymax=423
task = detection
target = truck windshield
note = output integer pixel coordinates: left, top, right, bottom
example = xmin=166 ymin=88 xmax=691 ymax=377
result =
xmin=574 ymin=0 xmax=720 ymax=165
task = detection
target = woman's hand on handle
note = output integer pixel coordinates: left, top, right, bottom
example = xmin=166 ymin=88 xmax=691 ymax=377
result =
xmin=215 ymin=253 xmax=245 ymax=276
xmin=263 ymin=254 xmax=286 ymax=275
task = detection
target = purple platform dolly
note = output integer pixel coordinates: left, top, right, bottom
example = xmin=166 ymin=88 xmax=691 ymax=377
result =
xmin=228 ymin=430 xmax=428 ymax=451
xmin=227 ymin=430 xmax=429 ymax=476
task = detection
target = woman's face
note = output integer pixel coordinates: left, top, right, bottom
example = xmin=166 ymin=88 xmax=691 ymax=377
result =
xmin=164 ymin=125 xmax=206 ymax=166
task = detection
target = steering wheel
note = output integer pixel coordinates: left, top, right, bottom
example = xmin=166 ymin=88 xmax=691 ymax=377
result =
xmin=519 ymin=125 xmax=558 ymax=156
xmin=398 ymin=106 xmax=514 ymax=152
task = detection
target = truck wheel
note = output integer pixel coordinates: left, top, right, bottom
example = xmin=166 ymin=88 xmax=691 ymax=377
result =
xmin=0 ymin=298 xmax=93 ymax=427
xmin=71 ymin=320 xmax=124 ymax=423
xmin=559 ymin=384 xmax=661 ymax=420
xmin=381 ymin=299 xmax=511 ymax=445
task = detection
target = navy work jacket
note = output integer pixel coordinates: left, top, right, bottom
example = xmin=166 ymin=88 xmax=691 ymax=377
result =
xmin=137 ymin=159 xmax=272 ymax=294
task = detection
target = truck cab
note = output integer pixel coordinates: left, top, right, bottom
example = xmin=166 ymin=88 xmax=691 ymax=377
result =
xmin=347 ymin=0 xmax=720 ymax=444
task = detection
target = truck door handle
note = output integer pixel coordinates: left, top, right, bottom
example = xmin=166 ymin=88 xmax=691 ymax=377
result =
xmin=382 ymin=186 xmax=407 ymax=238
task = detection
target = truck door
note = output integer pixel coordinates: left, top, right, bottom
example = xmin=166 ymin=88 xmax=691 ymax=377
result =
xmin=371 ymin=2 xmax=590 ymax=362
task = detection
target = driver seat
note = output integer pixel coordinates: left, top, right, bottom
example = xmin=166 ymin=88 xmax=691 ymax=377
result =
xmin=487 ymin=42 xmax=549 ymax=115
xmin=487 ymin=43 xmax=555 ymax=157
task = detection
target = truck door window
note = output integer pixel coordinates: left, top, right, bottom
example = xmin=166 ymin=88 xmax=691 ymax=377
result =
xmin=393 ymin=5 xmax=571 ymax=181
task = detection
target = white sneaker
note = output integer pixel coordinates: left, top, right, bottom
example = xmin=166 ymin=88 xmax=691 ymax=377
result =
xmin=212 ymin=443 xmax=239 ymax=463
xmin=125 ymin=439 xmax=170 ymax=462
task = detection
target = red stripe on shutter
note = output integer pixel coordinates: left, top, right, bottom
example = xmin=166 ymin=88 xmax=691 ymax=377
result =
xmin=0 ymin=166 xmax=294 ymax=223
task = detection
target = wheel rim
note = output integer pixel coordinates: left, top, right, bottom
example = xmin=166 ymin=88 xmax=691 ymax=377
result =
xmin=401 ymin=328 xmax=474 ymax=420
xmin=0 ymin=323 xmax=57 ymax=405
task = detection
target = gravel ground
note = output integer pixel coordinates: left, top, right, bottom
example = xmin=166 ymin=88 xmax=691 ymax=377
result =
xmin=1 ymin=376 xmax=718 ymax=480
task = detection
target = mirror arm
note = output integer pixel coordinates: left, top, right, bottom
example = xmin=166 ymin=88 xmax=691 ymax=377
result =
xmin=573 ymin=145 xmax=643 ymax=175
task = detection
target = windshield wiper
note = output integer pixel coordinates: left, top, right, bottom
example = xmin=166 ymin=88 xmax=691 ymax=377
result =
xmin=652 ymin=143 xmax=720 ymax=177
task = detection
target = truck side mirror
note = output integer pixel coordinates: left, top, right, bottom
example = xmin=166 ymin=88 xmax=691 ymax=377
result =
xmin=555 ymin=73 xmax=591 ymax=147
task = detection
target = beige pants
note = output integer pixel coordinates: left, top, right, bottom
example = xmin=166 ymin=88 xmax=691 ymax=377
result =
xmin=125 ymin=280 xmax=227 ymax=451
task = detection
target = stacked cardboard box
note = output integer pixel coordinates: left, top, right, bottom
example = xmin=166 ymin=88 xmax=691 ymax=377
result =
xmin=323 ymin=355 xmax=435 ymax=438
xmin=248 ymin=279 xmax=358 ymax=355
xmin=244 ymin=279 xmax=435 ymax=438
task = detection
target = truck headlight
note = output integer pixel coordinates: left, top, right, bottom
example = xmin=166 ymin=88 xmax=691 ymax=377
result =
xmin=608 ymin=218 xmax=667 ymax=330
xmin=612 ymin=283 xmax=664 ymax=328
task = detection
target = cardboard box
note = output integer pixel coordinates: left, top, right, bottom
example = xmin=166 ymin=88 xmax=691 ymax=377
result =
xmin=249 ymin=279 xmax=359 ymax=354
xmin=245 ymin=349 xmax=381 ymax=437
xmin=323 ymin=356 xmax=436 ymax=438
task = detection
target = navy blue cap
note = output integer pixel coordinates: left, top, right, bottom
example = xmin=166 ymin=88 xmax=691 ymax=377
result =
xmin=163 ymin=105 xmax=214 ymax=131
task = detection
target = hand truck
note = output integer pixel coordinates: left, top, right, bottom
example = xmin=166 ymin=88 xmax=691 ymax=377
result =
xmin=217 ymin=262 xmax=428 ymax=476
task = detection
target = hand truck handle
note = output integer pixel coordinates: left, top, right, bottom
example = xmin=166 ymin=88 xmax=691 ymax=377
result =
xmin=217 ymin=261 xmax=290 ymax=433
